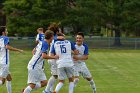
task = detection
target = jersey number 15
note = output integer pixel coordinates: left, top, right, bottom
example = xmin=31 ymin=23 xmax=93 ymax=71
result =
xmin=60 ymin=45 xmax=66 ymax=53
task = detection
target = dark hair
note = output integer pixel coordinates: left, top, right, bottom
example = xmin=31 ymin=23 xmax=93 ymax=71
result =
xmin=44 ymin=30 xmax=54 ymax=39
xmin=57 ymin=33 xmax=64 ymax=36
xmin=48 ymin=23 xmax=59 ymax=34
xmin=0 ymin=27 xmax=6 ymax=35
xmin=77 ymin=32 xmax=84 ymax=38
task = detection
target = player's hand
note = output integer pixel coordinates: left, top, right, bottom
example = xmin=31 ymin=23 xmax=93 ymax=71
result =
xmin=73 ymin=55 xmax=79 ymax=61
xmin=54 ymin=55 xmax=59 ymax=59
xmin=18 ymin=49 xmax=24 ymax=53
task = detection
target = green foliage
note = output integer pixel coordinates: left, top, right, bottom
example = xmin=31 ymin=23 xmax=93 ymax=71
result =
xmin=1 ymin=0 xmax=140 ymax=36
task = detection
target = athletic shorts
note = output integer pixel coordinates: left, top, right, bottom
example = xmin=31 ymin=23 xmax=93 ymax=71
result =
xmin=0 ymin=65 xmax=10 ymax=78
xmin=48 ymin=60 xmax=58 ymax=75
xmin=58 ymin=66 xmax=74 ymax=80
xmin=27 ymin=69 xmax=47 ymax=84
xmin=74 ymin=63 xmax=92 ymax=78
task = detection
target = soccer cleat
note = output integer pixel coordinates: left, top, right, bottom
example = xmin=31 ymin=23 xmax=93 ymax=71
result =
xmin=22 ymin=88 xmax=24 ymax=93
xmin=42 ymin=90 xmax=52 ymax=93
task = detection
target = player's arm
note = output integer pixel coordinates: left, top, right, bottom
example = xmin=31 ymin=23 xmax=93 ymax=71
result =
xmin=6 ymin=45 xmax=23 ymax=53
xmin=42 ymin=53 xmax=58 ymax=59
xmin=73 ymin=55 xmax=88 ymax=60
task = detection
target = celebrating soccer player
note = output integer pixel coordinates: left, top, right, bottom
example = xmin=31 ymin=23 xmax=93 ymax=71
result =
xmin=0 ymin=27 xmax=23 ymax=93
xmin=22 ymin=30 xmax=58 ymax=93
xmin=73 ymin=32 xmax=97 ymax=93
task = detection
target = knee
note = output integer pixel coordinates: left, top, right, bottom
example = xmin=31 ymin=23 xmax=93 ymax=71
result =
xmin=41 ymin=80 xmax=47 ymax=87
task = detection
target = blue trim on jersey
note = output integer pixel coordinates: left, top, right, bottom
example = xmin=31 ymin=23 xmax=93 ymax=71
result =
xmin=39 ymin=34 xmax=45 ymax=41
xmin=41 ymin=41 xmax=49 ymax=53
xmin=51 ymin=44 xmax=55 ymax=54
xmin=6 ymin=49 xmax=8 ymax=64
xmin=70 ymin=41 xmax=76 ymax=51
xmin=83 ymin=43 xmax=89 ymax=55
xmin=32 ymin=55 xmax=42 ymax=69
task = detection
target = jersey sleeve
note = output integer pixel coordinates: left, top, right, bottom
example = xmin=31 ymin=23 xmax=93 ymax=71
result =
xmin=70 ymin=41 xmax=76 ymax=51
xmin=4 ymin=37 xmax=9 ymax=45
xmin=41 ymin=42 xmax=48 ymax=53
xmin=36 ymin=34 xmax=39 ymax=41
xmin=84 ymin=44 xmax=89 ymax=55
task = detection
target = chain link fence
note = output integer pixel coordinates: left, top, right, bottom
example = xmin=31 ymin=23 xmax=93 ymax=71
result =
xmin=9 ymin=37 xmax=140 ymax=50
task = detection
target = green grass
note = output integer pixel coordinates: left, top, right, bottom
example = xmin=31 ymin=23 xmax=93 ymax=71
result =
xmin=0 ymin=49 xmax=140 ymax=93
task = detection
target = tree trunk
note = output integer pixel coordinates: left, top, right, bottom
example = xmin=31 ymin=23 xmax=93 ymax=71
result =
xmin=113 ymin=29 xmax=122 ymax=46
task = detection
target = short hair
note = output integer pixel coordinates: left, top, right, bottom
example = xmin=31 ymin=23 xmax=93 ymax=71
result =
xmin=44 ymin=30 xmax=54 ymax=39
xmin=37 ymin=28 xmax=44 ymax=32
xmin=76 ymin=32 xmax=84 ymax=38
xmin=0 ymin=27 xmax=6 ymax=35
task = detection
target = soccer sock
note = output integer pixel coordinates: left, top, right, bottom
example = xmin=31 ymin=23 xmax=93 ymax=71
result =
xmin=0 ymin=80 xmax=2 ymax=85
xmin=23 ymin=86 xmax=32 ymax=93
xmin=74 ymin=78 xmax=79 ymax=87
xmin=6 ymin=81 xmax=11 ymax=93
xmin=69 ymin=82 xmax=74 ymax=93
xmin=89 ymin=79 xmax=96 ymax=93
xmin=33 ymin=82 xmax=41 ymax=90
xmin=45 ymin=76 xmax=56 ymax=92
xmin=54 ymin=82 xmax=64 ymax=93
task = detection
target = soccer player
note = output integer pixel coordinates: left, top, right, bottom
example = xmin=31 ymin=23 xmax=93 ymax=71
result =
xmin=73 ymin=32 xmax=96 ymax=93
xmin=50 ymin=33 xmax=78 ymax=93
xmin=0 ymin=27 xmax=23 ymax=93
xmin=35 ymin=27 xmax=45 ymax=43
xmin=23 ymin=30 xmax=58 ymax=93
xmin=42 ymin=23 xmax=64 ymax=93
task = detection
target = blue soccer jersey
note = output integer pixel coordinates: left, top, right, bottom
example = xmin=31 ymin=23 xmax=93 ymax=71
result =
xmin=0 ymin=36 xmax=9 ymax=66
xmin=51 ymin=40 xmax=76 ymax=68
xmin=36 ymin=33 xmax=45 ymax=42
xmin=28 ymin=41 xmax=49 ymax=70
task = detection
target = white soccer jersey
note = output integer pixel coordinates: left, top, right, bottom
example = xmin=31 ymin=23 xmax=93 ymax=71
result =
xmin=0 ymin=36 xmax=9 ymax=66
xmin=51 ymin=40 xmax=76 ymax=68
xmin=74 ymin=43 xmax=89 ymax=64
xmin=28 ymin=41 xmax=49 ymax=70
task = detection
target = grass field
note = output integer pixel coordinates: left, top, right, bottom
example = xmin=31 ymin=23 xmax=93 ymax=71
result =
xmin=0 ymin=49 xmax=140 ymax=93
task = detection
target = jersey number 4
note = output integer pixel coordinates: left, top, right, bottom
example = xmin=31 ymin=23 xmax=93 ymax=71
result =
xmin=60 ymin=45 xmax=66 ymax=53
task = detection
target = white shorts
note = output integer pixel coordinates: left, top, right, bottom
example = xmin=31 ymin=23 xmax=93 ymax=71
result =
xmin=27 ymin=69 xmax=47 ymax=84
xmin=58 ymin=66 xmax=74 ymax=80
xmin=48 ymin=60 xmax=57 ymax=75
xmin=0 ymin=65 xmax=10 ymax=78
xmin=74 ymin=62 xmax=92 ymax=78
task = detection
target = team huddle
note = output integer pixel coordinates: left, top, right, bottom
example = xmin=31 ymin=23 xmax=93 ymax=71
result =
xmin=0 ymin=24 xmax=96 ymax=93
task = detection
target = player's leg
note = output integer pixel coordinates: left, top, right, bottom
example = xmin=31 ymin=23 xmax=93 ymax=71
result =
xmin=23 ymin=69 xmax=39 ymax=93
xmin=6 ymin=74 xmax=12 ymax=93
xmin=43 ymin=75 xmax=57 ymax=93
xmin=35 ymin=70 xmax=47 ymax=90
xmin=0 ymin=66 xmax=8 ymax=85
xmin=81 ymin=65 xmax=96 ymax=93
xmin=43 ymin=61 xmax=58 ymax=93
xmin=66 ymin=67 xmax=75 ymax=93
xmin=54 ymin=67 xmax=66 ymax=93
xmin=73 ymin=65 xmax=80 ymax=87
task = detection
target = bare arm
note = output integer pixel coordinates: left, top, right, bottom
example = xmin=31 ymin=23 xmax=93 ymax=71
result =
xmin=73 ymin=55 xmax=88 ymax=60
xmin=42 ymin=53 xmax=59 ymax=59
xmin=6 ymin=45 xmax=23 ymax=53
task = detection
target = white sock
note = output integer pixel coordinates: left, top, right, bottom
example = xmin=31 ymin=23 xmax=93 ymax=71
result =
xmin=34 ymin=82 xmax=41 ymax=90
xmin=54 ymin=82 xmax=64 ymax=93
xmin=89 ymin=79 xmax=96 ymax=93
xmin=6 ymin=81 xmax=11 ymax=93
xmin=69 ymin=82 xmax=74 ymax=93
xmin=45 ymin=76 xmax=56 ymax=92
xmin=23 ymin=86 xmax=32 ymax=93
xmin=0 ymin=80 xmax=2 ymax=85
xmin=74 ymin=78 xmax=79 ymax=87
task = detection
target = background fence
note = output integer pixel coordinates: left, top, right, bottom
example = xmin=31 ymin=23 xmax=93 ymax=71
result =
xmin=9 ymin=37 xmax=140 ymax=50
